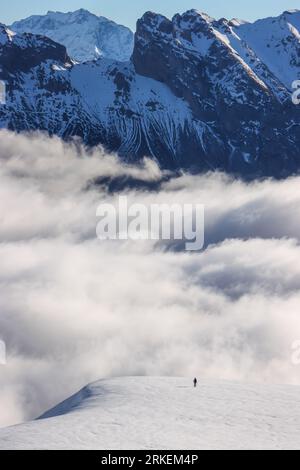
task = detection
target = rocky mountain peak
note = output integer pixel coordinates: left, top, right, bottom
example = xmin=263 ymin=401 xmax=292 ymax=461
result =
xmin=0 ymin=24 xmax=16 ymax=46
xmin=0 ymin=27 xmax=70 ymax=74
xmin=173 ymin=9 xmax=214 ymax=26
xmin=10 ymin=10 xmax=134 ymax=62
xmin=136 ymin=12 xmax=173 ymax=37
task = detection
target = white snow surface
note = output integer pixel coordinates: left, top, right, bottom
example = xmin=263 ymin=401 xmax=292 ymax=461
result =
xmin=10 ymin=9 xmax=134 ymax=62
xmin=0 ymin=377 xmax=300 ymax=450
xmin=235 ymin=10 xmax=300 ymax=89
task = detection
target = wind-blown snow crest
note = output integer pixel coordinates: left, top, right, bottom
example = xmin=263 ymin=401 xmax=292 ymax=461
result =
xmin=0 ymin=377 xmax=300 ymax=450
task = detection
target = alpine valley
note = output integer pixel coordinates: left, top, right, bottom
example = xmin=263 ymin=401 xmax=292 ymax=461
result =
xmin=1 ymin=8 xmax=300 ymax=178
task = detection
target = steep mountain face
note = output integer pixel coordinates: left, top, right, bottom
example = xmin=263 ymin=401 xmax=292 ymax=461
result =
xmin=10 ymin=9 xmax=134 ymax=62
xmin=132 ymin=10 xmax=300 ymax=175
xmin=236 ymin=10 xmax=300 ymax=90
xmin=1 ymin=9 xmax=300 ymax=178
xmin=0 ymin=24 xmax=101 ymax=140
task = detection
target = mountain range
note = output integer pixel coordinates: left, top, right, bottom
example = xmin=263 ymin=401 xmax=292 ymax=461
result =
xmin=0 ymin=8 xmax=300 ymax=178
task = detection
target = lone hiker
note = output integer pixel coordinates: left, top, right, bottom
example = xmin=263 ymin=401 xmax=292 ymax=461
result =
xmin=193 ymin=377 xmax=198 ymax=388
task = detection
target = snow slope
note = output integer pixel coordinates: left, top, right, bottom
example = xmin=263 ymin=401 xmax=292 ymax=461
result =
xmin=0 ymin=377 xmax=300 ymax=450
xmin=235 ymin=10 xmax=300 ymax=90
xmin=10 ymin=9 xmax=134 ymax=62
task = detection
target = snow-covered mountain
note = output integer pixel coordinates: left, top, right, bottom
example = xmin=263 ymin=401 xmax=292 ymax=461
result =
xmin=236 ymin=10 xmax=300 ymax=90
xmin=0 ymin=377 xmax=300 ymax=450
xmin=10 ymin=9 xmax=134 ymax=62
xmin=1 ymin=9 xmax=300 ymax=178
xmin=0 ymin=23 xmax=99 ymax=138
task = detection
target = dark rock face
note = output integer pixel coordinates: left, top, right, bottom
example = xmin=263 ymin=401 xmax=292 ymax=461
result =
xmin=132 ymin=10 xmax=300 ymax=177
xmin=0 ymin=25 xmax=104 ymax=140
xmin=1 ymin=10 xmax=300 ymax=179
xmin=0 ymin=25 xmax=69 ymax=74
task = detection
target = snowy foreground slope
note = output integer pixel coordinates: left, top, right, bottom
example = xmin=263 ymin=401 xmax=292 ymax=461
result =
xmin=0 ymin=378 xmax=300 ymax=450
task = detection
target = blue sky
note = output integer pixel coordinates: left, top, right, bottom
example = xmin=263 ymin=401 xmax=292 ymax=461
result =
xmin=1 ymin=0 xmax=298 ymax=29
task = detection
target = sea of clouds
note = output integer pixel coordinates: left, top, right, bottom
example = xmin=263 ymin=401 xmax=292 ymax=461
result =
xmin=0 ymin=129 xmax=300 ymax=427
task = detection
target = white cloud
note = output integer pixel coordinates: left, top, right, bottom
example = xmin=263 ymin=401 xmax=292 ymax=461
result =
xmin=0 ymin=130 xmax=300 ymax=427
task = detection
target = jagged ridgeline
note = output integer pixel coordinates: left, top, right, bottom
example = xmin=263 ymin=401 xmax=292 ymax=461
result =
xmin=0 ymin=9 xmax=300 ymax=178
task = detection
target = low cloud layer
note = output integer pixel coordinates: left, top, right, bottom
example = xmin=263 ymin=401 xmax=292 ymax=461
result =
xmin=0 ymin=130 xmax=300 ymax=427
